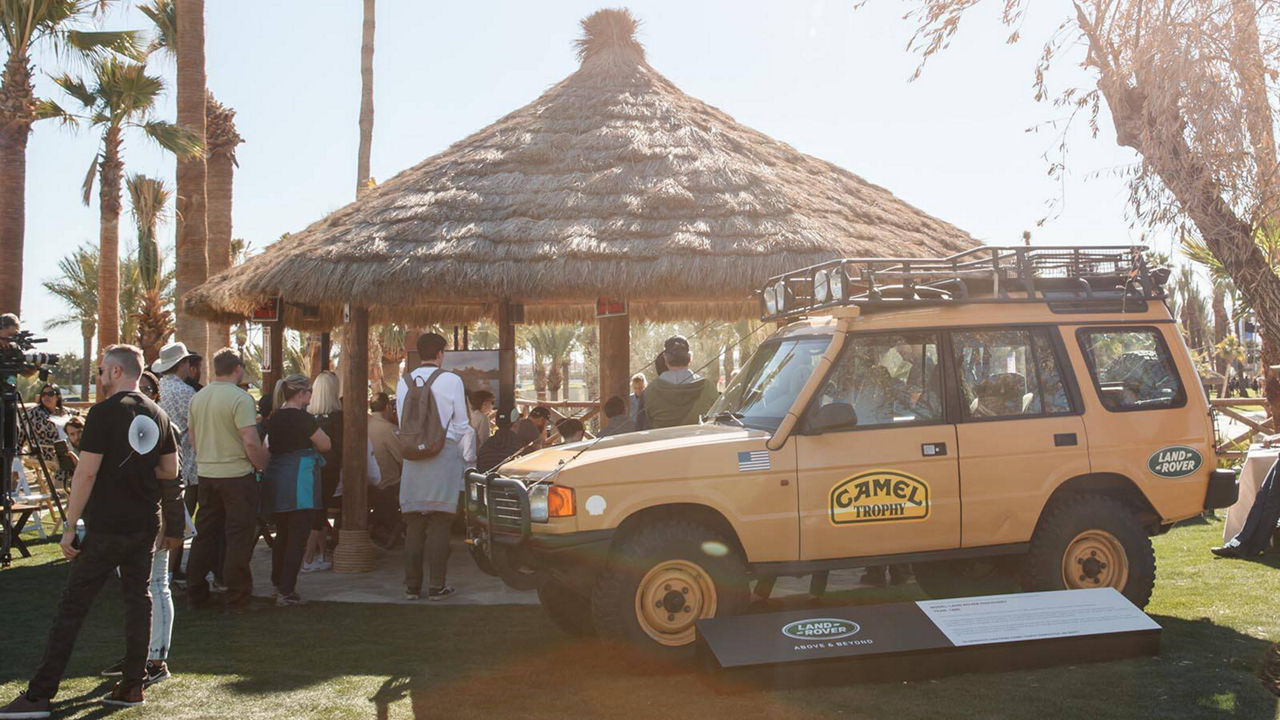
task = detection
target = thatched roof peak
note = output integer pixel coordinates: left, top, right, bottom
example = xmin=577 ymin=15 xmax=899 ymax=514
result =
xmin=576 ymin=8 xmax=644 ymax=64
xmin=185 ymin=8 xmax=974 ymax=329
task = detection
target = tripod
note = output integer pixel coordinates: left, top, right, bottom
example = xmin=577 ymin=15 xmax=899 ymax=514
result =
xmin=1 ymin=379 xmax=67 ymax=568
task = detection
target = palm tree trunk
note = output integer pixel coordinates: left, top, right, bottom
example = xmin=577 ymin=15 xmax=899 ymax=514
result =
xmin=0 ymin=52 xmax=33 ymax=315
xmin=356 ymin=0 xmax=375 ymax=197
xmin=1213 ymin=285 xmax=1229 ymax=376
xmin=97 ymin=129 xmax=123 ymax=357
xmin=80 ymin=323 xmax=93 ymax=398
xmin=175 ymin=0 xmax=209 ymax=359
xmin=547 ymin=360 xmax=562 ymax=401
xmin=534 ymin=359 xmax=547 ymax=401
xmin=206 ymin=136 xmax=233 ymax=352
xmin=561 ymin=358 xmax=572 ymax=401
xmin=1230 ymin=0 xmax=1280 ymax=418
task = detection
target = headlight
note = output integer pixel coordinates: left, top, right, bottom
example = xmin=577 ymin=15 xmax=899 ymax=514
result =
xmin=528 ymin=484 xmax=575 ymax=523
xmin=813 ymin=269 xmax=830 ymax=303
xmin=829 ymin=269 xmax=844 ymax=301
xmin=774 ymin=282 xmax=787 ymax=311
xmin=764 ymin=285 xmax=778 ymax=315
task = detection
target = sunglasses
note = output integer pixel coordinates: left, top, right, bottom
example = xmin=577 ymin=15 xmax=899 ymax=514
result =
xmin=41 ymin=388 xmax=60 ymax=397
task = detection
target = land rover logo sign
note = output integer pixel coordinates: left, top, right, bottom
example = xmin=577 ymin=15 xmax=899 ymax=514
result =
xmin=830 ymin=470 xmax=930 ymax=525
xmin=1148 ymin=446 xmax=1203 ymax=478
xmin=781 ymin=618 xmax=861 ymax=641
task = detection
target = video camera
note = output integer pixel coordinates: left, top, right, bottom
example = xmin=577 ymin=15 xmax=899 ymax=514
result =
xmin=0 ymin=330 xmax=59 ymax=379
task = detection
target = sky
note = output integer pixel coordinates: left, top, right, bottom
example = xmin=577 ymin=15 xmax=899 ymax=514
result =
xmin=20 ymin=0 xmax=1171 ymax=355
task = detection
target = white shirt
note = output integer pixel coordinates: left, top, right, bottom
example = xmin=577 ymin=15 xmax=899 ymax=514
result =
xmin=395 ymin=364 xmax=476 ymax=462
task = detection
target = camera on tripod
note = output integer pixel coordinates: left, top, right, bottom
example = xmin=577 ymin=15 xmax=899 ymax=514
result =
xmin=0 ymin=330 xmax=60 ymax=379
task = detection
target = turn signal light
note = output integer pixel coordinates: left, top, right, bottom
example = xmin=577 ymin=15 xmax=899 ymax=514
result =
xmin=548 ymin=486 xmax=576 ymax=518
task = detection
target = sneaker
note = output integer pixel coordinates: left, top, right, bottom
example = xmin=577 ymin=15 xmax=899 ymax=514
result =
xmin=427 ymin=586 xmax=455 ymax=601
xmin=0 ymin=692 xmax=50 ymax=719
xmin=210 ymin=579 xmax=228 ymax=593
xmin=313 ymin=558 xmax=333 ymax=572
xmin=404 ymin=589 xmax=420 ymax=601
xmin=101 ymin=682 xmax=144 ymax=708
xmin=275 ymin=593 xmax=307 ymax=607
xmin=100 ymin=658 xmax=124 ymax=677
xmin=143 ymin=661 xmax=170 ymax=688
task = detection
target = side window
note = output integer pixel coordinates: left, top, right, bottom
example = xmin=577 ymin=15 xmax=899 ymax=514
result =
xmin=1078 ymin=328 xmax=1186 ymax=411
xmin=952 ymin=328 xmax=1073 ymax=420
xmin=812 ymin=332 xmax=943 ymax=429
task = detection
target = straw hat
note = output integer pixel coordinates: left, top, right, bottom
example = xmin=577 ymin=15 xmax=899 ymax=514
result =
xmin=151 ymin=342 xmax=200 ymax=374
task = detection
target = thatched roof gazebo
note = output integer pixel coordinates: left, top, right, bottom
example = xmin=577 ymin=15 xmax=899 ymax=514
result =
xmin=184 ymin=8 xmax=973 ymax=571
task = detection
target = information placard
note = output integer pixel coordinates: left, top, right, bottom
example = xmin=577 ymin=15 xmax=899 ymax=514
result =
xmin=695 ymin=588 xmax=1161 ymax=689
xmin=917 ymin=588 xmax=1160 ymax=647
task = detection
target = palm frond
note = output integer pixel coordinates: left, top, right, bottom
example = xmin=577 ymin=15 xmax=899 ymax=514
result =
xmin=80 ymin=154 xmax=98 ymax=207
xmin=52 ymin=72 xmax=96 ymax=109
xmin=136 ymin=0 xmax=175 ymax=57
xmin=64 ymin=28 xmax=143 ymax=60
xmin=33 ymin=98 xmax=79 ymax=127
xmin=140 ymin=120 xmax=203 ymax=158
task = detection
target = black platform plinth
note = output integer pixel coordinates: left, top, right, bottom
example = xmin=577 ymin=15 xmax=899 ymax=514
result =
xmin=695 ymin=588 xmax=1161 ymax=691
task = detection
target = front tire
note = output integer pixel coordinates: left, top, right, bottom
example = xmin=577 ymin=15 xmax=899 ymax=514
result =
xmin=538 ymin=577 xmax=596 ymax=637
xmin=1022 ymin=494 xmax=1156 ymax=608
xmin=591 ymin=520 xmax=748 ymax=651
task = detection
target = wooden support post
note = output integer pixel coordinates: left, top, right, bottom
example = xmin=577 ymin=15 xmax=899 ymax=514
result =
xmin=404 ymin=328 xmax=422 ymax=370
xmin=498 ymin=299 xmax=517 ymax=423
xmin=334 ymin=306 xmax=375 ymax=573
xmin=262 ymin=323 xmax=284 ymax=401
xmin=320 ymin=332 xmax=332 ymax=372
xmin=598 ymin=311 xmax=630 ymax=408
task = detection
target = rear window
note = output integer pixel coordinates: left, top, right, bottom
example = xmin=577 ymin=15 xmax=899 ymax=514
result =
xmin=1077 ymin=328 xmax=1186 ymax=411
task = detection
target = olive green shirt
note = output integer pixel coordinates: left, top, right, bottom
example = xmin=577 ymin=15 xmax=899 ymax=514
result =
xmin=189 ymin=381 xmax=258 ymax=478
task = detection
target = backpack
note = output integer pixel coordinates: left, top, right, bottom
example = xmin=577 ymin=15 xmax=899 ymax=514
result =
xmin=396 ymin=366 xmax=449 ymax=460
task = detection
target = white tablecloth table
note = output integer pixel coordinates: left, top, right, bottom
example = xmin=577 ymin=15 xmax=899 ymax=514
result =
xmin=1223 ymin=445 xmax=1280 ymax=543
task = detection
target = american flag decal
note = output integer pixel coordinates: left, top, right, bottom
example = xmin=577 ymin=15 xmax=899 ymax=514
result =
xmin=737 ymin=450 xmax=771 ymax=472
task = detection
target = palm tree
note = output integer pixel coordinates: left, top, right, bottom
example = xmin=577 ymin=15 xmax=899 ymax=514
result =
xmin=41 ymin=245 xmax=97 ymax=397
xmin=1 ymin=1 xmax=139 ymax=314
xmin=174 ymin=0 xmax=208 ymax=357
xmin=49 ymin=57 xmax=199 ymax=359
xmin=357 ymin=0 xmax=375 ymax=197
xmin=205 ymin=93 xmax=241 ymax=350
xmin=127 ymin=173 xmax=173 ymax=360
xmin=524 ymin=325 xmax=578 ymax=401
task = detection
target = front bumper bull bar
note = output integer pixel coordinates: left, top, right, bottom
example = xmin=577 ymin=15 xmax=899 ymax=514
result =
xmin=464 ymin=469 xmax=545 ymax=590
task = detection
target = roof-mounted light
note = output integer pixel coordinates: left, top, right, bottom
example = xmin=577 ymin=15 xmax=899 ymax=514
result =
xmin=813 ymin=269 xmax=830 ymax=304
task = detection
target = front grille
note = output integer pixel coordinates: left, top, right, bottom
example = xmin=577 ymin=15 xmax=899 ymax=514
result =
xmin=487 ymin=483 xmax=525 ymax=533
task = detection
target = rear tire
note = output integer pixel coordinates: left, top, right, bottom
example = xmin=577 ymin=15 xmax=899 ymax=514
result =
xmin=591 ymin=520 xmax=748 ymax=652
xmin=538 ymin=577 xmax=596 ymax=637
xmin=1022 ymin=494 xmax=1156 ymax=608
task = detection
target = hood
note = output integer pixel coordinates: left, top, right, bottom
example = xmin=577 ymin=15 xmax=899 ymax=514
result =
xmin=495 ymin=422 xmax=768 ymax=479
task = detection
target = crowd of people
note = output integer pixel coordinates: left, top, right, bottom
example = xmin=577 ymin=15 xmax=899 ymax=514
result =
xmin=0 ymin=327 xmax=737 ymax=718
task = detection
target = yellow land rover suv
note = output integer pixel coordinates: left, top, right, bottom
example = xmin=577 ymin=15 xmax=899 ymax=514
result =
xmin=465 ymin=246 xmax=1238 ymax=651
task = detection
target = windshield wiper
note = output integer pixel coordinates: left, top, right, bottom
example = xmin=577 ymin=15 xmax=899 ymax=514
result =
xmin=713 ymin=411 xmax=745 ymax=427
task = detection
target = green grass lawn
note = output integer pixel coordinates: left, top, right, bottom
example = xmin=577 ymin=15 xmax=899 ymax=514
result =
xmin=2 ymin=518 xmax=1277 ymax=719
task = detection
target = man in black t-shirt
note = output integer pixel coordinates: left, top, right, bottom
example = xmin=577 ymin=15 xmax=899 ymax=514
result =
xmin=1 ymin=345 xmax=180 ymax=719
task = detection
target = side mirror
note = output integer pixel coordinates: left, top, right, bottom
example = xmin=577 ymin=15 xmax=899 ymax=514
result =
xmin=808 ymin=402 xmax=858 ymax=434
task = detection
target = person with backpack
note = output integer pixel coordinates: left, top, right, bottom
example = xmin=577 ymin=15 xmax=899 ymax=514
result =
xmin=395 ymin=333 xmax=476 ymax=601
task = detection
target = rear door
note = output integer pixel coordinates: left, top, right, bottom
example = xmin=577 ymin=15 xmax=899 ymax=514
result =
xmin=950 ymin=327 xmax=1091 ymax=548
xmin=796 ymin=331 xmax=961 ymax=560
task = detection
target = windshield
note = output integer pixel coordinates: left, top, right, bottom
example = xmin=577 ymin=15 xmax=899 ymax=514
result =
xmin=709 ymin=336 xmax=832 ymax=430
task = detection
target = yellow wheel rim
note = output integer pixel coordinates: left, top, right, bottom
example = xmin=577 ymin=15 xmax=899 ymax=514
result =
xmin=634 ymin=560 xmax=717 ymax=647
xmin=1062 ymin=529 xmax=1129 ymax=590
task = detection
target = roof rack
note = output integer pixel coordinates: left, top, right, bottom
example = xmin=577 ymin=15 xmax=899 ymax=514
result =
xmin=758 ymin=245 xmax=1167 ymax=322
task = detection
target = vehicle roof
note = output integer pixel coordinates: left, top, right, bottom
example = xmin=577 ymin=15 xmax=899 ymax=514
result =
xmin=768 ymin=299 xmax=1173 ymax=339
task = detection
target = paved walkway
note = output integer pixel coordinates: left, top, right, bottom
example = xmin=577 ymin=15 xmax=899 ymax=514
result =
xmin=248 ymin=539 xmax=887 ymax=606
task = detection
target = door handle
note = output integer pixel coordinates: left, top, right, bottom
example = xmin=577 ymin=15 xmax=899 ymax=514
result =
xmin=921 ymin=442 xmax=947 ymax=457
xmin=1054 ymin=433 xmax=1078 ymax=447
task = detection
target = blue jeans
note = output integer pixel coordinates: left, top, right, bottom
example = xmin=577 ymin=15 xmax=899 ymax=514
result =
xmin=149 ymin=547 xmax=173 ymax=661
